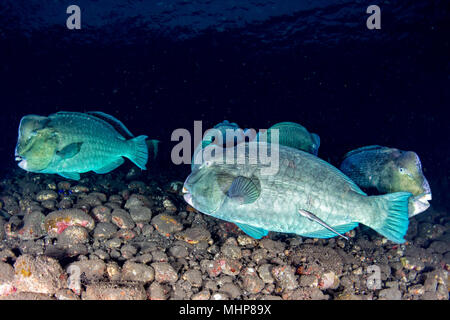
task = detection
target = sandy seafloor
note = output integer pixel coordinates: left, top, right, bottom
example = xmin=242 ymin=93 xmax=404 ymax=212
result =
xmin=0 ymin=166 xmax=448 ymax=300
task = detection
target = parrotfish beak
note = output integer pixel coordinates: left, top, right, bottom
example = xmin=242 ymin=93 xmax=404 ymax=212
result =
xmin=182 ymin=186 xmax=194 ymax=207
xmin=18 ymin=159 xmax=28 ymax=170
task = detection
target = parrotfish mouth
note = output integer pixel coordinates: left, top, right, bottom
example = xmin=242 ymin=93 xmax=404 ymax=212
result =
xmin=17 ymin=159 xmax=28 ymax=170
xmin=182 ymin=186 xmax=194 ymax=207
xmin=409 ymin=192 xmax=432 ymax=217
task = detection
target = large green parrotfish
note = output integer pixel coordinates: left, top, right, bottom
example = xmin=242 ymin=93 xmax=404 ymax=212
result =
xmin=340 ymin=145 xmax=432 ymax=217
xmin=183 ymin=142 xmax=412 ymax=243
xmin=191 ymin=120 xmax=256 ymax=171
xmin=15 ymin=111 xmax=155 ymax=180
xmin=259 ymin=121 xmax=320 ymax=156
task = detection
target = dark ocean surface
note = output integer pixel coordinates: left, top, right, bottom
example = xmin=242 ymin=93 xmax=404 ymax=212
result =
xmin=0 ymin=0 xmax=448 ymax=207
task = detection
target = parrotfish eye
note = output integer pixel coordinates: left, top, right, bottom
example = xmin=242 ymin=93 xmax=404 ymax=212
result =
xmin=205 ymin=161 xmax=213 ymax=167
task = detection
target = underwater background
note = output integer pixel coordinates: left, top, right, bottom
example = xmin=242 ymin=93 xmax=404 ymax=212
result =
xmin=0 ymin=0 xmax=448 ymax=300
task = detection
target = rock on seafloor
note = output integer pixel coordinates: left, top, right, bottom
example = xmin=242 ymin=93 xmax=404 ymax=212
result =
xmin=13 ymin=254 xmax=66 ymax=295
xmin=0 ymin=170 xmax=448 ymax=300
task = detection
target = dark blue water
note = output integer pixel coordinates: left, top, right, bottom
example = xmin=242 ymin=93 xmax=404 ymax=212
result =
xmin=0 ymin=1 xmax=448 ymax=208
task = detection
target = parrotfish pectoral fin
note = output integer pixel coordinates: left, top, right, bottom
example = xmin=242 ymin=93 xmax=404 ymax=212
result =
xmin=57 ymin=142 xmax=83 ymax=159
xmin=298 ymin=209 xmax=349 ymax=240
xmin=369 ymin=192 xmax=411 ymax=244
xmin=235 ymin=222 xmax=269 ymax=239
xmin=127 ymin=135 xmax=149 ymax=170
xmin=94 ymin=158 xmax=125 ymax=174
xmin=226 ymin=176 xmax=261 ymax=204
xmin=58 ymin=172 xmax=81 ymax=181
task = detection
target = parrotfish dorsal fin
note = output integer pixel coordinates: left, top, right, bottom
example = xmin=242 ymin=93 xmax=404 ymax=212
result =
xmin=57 ymin=142 xmax=83 ymax=159
xmin=343 ymin=145 xmax=388 ymax=160
xmin=298 ymin=209 xmax=349 ymax=240
xmin=214 ymin=120 xmax=239 ymax=129
xmin=87 ymin=111 xmax=135 ymax=139
xmin=49 ymin=112 xmax=128 ymax=140
xmin=226 ymin=176 xmax=261 ymax=204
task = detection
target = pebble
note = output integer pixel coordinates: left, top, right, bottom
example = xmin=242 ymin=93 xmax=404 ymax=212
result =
xmin=67 ymin=259 xmax=106 ymax=282
xmin=57 ymin=225 xmax=89 ymax=248
xmin=134 ymin=253 xmax=153 ymax=264
xmin=271 ymin=265 xmax=298 ymax=291
xmin=41 ymin=200 xmax=56 ymax=210
xmin=299 ymin=274 xmax=319 ymax=288
xmin=14 ymin=254 xmax=66 ymax=295
xmin=0 ymin=218 xmax=4 ymax=240
xmin=221 ymin=244 xmax=242 ymax=260
xmin=260 ymin=238 xmax=286 ymax=252
xmin=220 ymin=282 xmax=242 ymax=299
xmin=91 ymin=206 xmax=112 ymax=223
xmin=125 ymin=194 xmax=153 ymax=209
xmin=282 ymin=287 xmax=329 ymax=300
xmin=428 ymin=241 xmax=448 ymax=254
xmin=151 ymin=262 xmax=178 ymax=284
xmin=319 ymin=271 xmax=339 ymax=290
xmin=121 ymin=261 xmax=155 ymax=283
xmin=44 ymin=209 xmax=95 ymax=237
xmin=191 ymin=290 xmax=211 ymax=300
xmin=58 ymin=198 xmax=74 ymax=209
xmin=182 ymin=269 xmax=203 ymax=288
xmin=36 ymin=190 xmax=58 ymax=202
xmin=237 ymin=235 xmax=257 ymax=247
xmin=55 ymin=288 xmax=80 ymax=300
xmin=0 ymin=292 xmax=55 ymax=300
xmin=257 ymin=264 xmax=274 ymax=284
xmin=152 ymin=213 xmax=183 ymax=236
xmin=57 ymin=181 xmax=71 ymax=191
xmin=129 ymin=206 xmax=152 ymax=223
xmin=105 ymin=261 xmax=121 ymax=281
xmin=151 ymin=250 xmax=169 ymax=263
xmin=115 ymin=229 xmax=137 ymax=241
xmin=83 ymin=282 xmax=146 ymax=300
xmin=169 ymin=245 xmax=189 ymax=258
xmin=111 ymin=209 xmax=135 ymax=229
xmin=121 ymin=244 xmax=138 ymax=259
xmin=378 ymin=288 xmax=402 ymax=300
xmin=163 ymin=199 xmax=177 ymax=212
xmin=217 ymin=258 xmax=242 ymax=276
xmin=93 ymin=222 xmax=118 ymax=240
xmin=106 ymin=238 xmax=122 ymax=249
xmin=0 ymin=262 xmax=15 ymax=296
xmin=147 ymin=282 xmax=169 ymax=300
xmin=17 ymin=211 xmax=46 ymax=240
xmin=70 ymin=185 xmax=90 ymax=194
xmin=241 ymin=268 xmax=265 ymax=294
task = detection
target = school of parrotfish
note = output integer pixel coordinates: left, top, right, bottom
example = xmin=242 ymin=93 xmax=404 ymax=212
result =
xmin=14 ymin=113 xmax=432 ymax=243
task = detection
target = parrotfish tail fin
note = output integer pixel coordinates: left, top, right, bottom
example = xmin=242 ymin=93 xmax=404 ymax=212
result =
xmin=369 ymin=192 xmax=412 ymax=244
xmin=311 ymin=133 xmax=320 ymax=156
xmin=147 ymin=139 xmax=160 ymax=160
xmin=127 ymin=135 xmax=149 ymax=170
